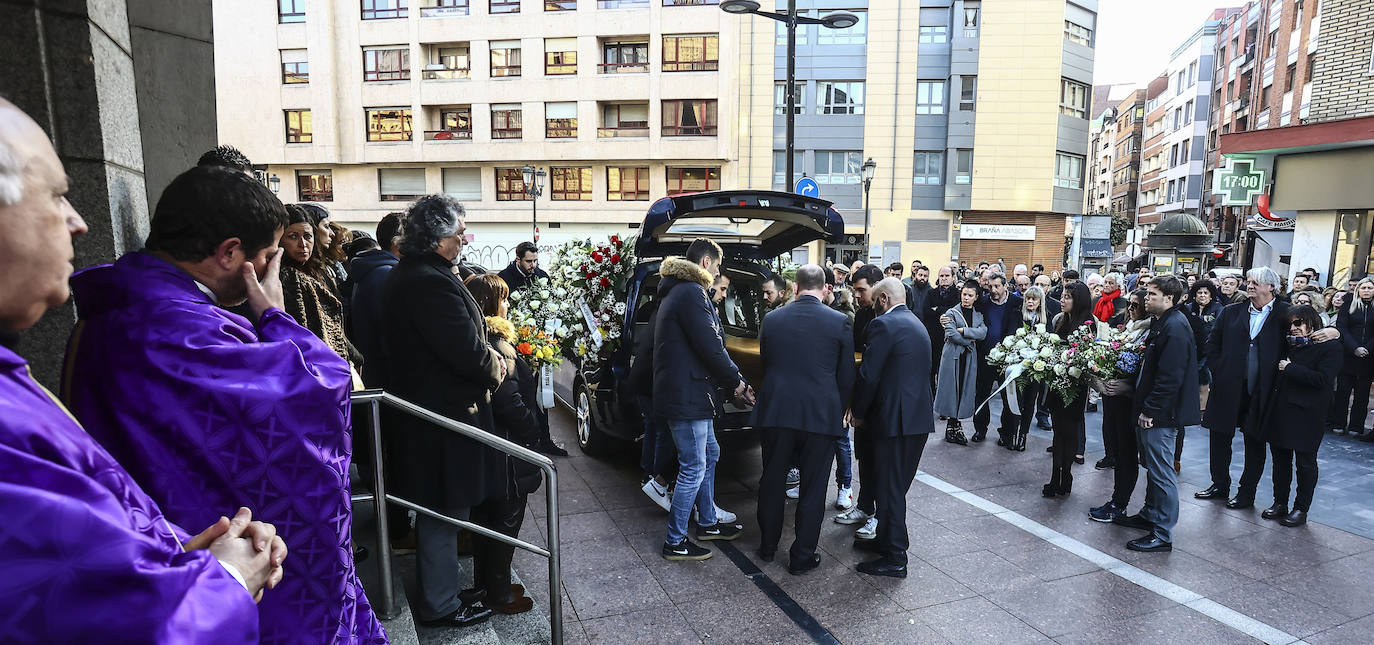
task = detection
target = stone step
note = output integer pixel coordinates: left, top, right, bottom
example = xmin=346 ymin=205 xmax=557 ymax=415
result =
xmin=351 ymin=498 xmax=421 ymax=645
xmin=397 ymin=555 xmax=554 ymax=645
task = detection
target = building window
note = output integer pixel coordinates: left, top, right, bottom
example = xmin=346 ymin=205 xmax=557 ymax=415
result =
xmin=1054 ymin=153 xmax=1084 ymax=189
xmin=425 ymin=107 xmax=472 ymax=140
xmin=1064 ymin=20 xmax=1092 ymax=47
xmin=491 ymin=0 xmax=521 ymax=13
xmin=1268 ymin=29 xmax=1279 ymax=58
xmin=296 ymin=170 xmax=332 ymax=201
xmin=281 ymin=50 xmax=308 ymax=84
xmin=1060 ymin=78 xmax=1088 ymax=118
xmin=775 ymin=81 xmax=804 ymax=115
xmin=776 ymin=10 xmax=810 ymax=45
xmin=1307 ymin=54 xmax=1316 ymax=82
xmin=366 ymin=108 xmax=412 ymax=141
xmin=818 ymin=10 xmax=865 ymax=45
xmin=379 ymin=168 xmax=426 ymax=202
xmin=607 ymin=167 xmax=650 ymax=201
xmin=918 ymin=7 xmax=949 ymax=44
xmin=1184 ymin=99 xmax=1193 ymax=124
xmin=601 ymin=40 xmax=648 ymax=73
xmin=918 ymin=25 xmax=948 ymax=44
xmin=1169 ymin=143 xmax=1178 ymax=167
xmin=953 ymin=149 xmax=973 ymax=184
xmin=545 ymin=102 xmax=577 ymax=138
xmin=492 ymin=105 xmax=523 ymax=139
xmin=285 ymin=109 xmax=312 ymax=143
xmin=364 ymin=47 xmax=410 ymax=81
xmin=818 ymin=81 xmax=864 ymax=115
xmin=421 ymin=0 xmax=469 ymax=17
xmin=913 ymin=151 xmax=943 ymax=185
xmin=1180 ymin=139 xmax=1190 ymax=163
xmin=957 ymin=76 xmax=976 ymax=111
xmin=495 ymin=168 xmax=530 ymax=201
xmin=550 ymin=167 xmax=592 ymax=200
xmin=490 ymin=41 xmax=522 ymax=77
xmin=962 ymin=6 xmax=979 ymax=37
xmin=424 ymin=45 xmax=471 ymax=79
xmin=665 ymin=166 xmax=720 ymax=195
xmin=362 ymin=0 xmax=408 ymax=19
xmin=662 ymin=35 xmax=718 ymax=72
xmin=1260 ymin=84 xmax=1271 ymax=110
xmin=599 ymin=103 xmax=649 ymax=137
xmin=1285 ymin=63 xmax=1297 ymax=92
xmin=662 ymin=99 xmax=717 ymax=136
xmin=279 ymin=0 xmax=305 ymax=23
xmin=545 ymin=39 xmax=577 ymax=75
xmin=442 ymin=167 xmax=482 ymax=200
xmin=772 ymin=151 xmax=802 ymax=186
xmin=815 ymin=151 xmax=861 ymax=184
xmin=546 ymin=0 xmax=575 ymax=10
xmin=916 ymin=80 xmax=945 ymax=115
xmin=599 ymin=0 xmax=648 ymax=7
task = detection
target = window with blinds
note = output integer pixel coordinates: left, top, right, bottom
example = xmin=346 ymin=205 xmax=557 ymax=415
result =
xmin=545 ymin=37 xmax=577 ymax=75
xmin=906 ymin=219 xmax=949 ymax=243
xmin=379 ymin=168 xmax=426 ymax=201
xmin=442 ymin=168 xmax=482 ymax=200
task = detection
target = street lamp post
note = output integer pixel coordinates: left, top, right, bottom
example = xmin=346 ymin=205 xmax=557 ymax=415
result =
xmin=267 ymin=173 xmax=280 ymax=195
xmin=521 ymin=164 xmax=545 ymax=241
xmin=861 ymin=157 xmax=876 ymax=254
xmin=721 ymin=1 xmax=858 ymax=190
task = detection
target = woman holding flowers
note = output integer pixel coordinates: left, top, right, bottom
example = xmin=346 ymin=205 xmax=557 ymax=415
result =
xmin=936 ymin=280 xmax=987 ymax=445
xmin=1045 ymin=281 xmax=1095 ymax=497
xmin=1088 ymin=290 xmax=1151 ymax=521
xmin=1008 ymin=286 xmax=1051 ymax=451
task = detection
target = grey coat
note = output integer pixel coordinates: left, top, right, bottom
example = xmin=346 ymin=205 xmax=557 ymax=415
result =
xmin=935 ymin=306 xmax=986 ymax=419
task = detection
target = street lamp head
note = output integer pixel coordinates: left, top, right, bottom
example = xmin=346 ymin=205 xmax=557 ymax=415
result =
xmin=861 ymin=157 xmax=877 ymax=183
xmin=521 ymin=164 xmax=535 ymax=186
xmin=267 ymin=173 xmax=281 ymax=194
xmin=820 ymin=11 xmax=859 ymax=29
xmin=719 ymin=0 xmax=761 ymax=14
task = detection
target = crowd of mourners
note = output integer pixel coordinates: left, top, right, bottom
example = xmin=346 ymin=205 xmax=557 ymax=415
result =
xmin=4 ymin=95 xmax=1373 ymax=641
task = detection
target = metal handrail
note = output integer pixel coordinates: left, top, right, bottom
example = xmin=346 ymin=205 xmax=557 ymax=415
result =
xmin=350 ymin=390 xmax=563 ymax=644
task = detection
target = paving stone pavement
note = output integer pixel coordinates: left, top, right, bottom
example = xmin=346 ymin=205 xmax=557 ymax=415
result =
xmin=381 ymin=399 xmax=1374 ymax=644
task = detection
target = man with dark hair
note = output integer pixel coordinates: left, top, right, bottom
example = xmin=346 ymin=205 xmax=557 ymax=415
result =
xmin=63 ymin=166 xmax=385 ymax=642
xmin=851 ymin=278 xmax=933 ymax=578
xmin=347 ymin=212 xmax=402 ymax=382
xmin=1031 ymin=263 xmax=1045 ymax=278
xmin=833 ymin=263 xmax=885 ymax=540
xmin=656 ymin=238 xmax=751 ymax=561
xmin=1121 ymin=275 xmax=1199 ymax=552
xmin=906 ymin=264 xmax=932 ymax=318
xmin=754 ymin=265 xmax=855 ymax=574
xmin=1050 ymin=269 xmax=1079 ymax=301
xmin=498 ymin=240 xmax=550 ymax=292
xmin=968 ymin=272 xmax=1023 ymax=444
xmin=886 ymin=262 xmax=904 ymax=278
xmin=762 ymin=274 xmax=789 ymax=310
xmin=197 ymin=144 xmax=254 ymax=174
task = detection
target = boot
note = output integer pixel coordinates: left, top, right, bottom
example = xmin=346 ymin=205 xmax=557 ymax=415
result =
xmin=1042 ymin=467 xmax=1062 ymax=497
xmin=1013 ymin=428 xmax=1028 ymax=452
xmin=1059 ymin=468 xmax=1073 ymax=496
xmin=945 ymin=420 xmax=969 ymax=446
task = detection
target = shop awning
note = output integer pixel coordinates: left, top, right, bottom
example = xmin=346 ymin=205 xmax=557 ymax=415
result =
xmin=1253 ymin=229 xmax=1294 ymax=255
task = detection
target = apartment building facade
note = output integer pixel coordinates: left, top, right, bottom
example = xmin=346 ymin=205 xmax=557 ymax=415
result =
xmin=1107 ymin=89 xmax=1145 ymax=219
xmin=215 ymin=0 xmax=742 ymax=265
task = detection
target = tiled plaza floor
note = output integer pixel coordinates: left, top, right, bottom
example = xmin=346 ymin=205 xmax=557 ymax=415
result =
xmin=486 ymin=401 xmax=1374 ymax=644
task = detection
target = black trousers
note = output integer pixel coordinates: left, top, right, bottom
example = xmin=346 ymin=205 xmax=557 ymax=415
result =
xmin=1209 ymin=428 xmax=1267 ymax=497
xmin=871 ymin=432 xmax=929 ymax=565
xmin=1270 ymin=444 xmax=1319 ymax=511
xmin=1048 ymin=390 xmax=1086 ymax=486
xmin=361 ymin=405 xmax=411 ymax=540
xmin=854 ymin=428 xmax=877 ymax=516
xmin=1102 ymin=394 xmax=1138 ymax=507
xmin=758 ymin=428 xmax=836 ymax=563
xmin=470 ymin=494 xmax=529 ymax=606
xmin=1017 ymin=382 xmax=1045 ymax=438
xmin=973 ymin=362 xmax=1018 ymax=440
xmin=1332 ymin=372 xmax=1373 ymax=433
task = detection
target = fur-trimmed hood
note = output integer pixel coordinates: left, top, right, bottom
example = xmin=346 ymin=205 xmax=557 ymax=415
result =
xmin=485 ymin=315 xmax=517 ymax=344
xmin=659 ymin=257 xmax=713 ymax=289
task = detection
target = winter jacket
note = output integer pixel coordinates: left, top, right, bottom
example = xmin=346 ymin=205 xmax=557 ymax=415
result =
xmin=651 ymin=257 xmax=743 ymax=421
xmin=486 ymin=316 xmax=545 ymax=497
xmin=1260 ymin=339 xmax=1342 ymax=453
xmin=1336 ymin=301 xmax=1374 ymax=377
xmin=935 ymin=306 xmax=985 ymax=419
xmin=345 ymin=249 xmax=398 ymax=386
xmin=1134 ymin=306 xmax=1201 ymax=428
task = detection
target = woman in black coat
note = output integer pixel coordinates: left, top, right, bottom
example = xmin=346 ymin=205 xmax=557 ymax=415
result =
xmin=1333 ymin=278 xmax=1374 ymax=439
xmin=1261 ymin=305 xmax=1343 ymax=527
xmin=1044 ymin=281 xmax=1095 ymax=498
xmin=465 ymin=273 xmax=544 ymax=615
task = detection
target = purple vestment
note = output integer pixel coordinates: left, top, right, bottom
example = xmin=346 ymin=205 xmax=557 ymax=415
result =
xmin=0 ymin=343 xmax=258 ymax=643
xmin=63 ymin=252 xmax=387 ymax=645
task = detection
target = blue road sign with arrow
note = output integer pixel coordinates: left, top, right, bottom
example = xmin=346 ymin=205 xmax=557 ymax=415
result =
xmin=795 ymin=176 xmax=819 ymax=198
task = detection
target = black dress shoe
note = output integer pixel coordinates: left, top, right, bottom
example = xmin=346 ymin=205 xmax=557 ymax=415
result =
xmin=537 ymin=440 xmax=570 ymax=457
xmin=756 ymin=547 xmax=776 ymax=562
xmin=971 ymin=428 xmax=987 ymax=443
xmin=856 ymin=559 xmax=907 ymax=578
xmin=853 ymin=539 xmax=881 ymax=554
xmin=419 ymin=600 xmax=495 ymax=628
xmin=1261 ymin=503 xmax=1288 ymax=520
xmin=1126 ymin=535 xmax=1172 ymax=552
xmin=788 ymin=555 xmax=822 ymax=575
xmin=996 ymin=437 xmax=1010 ymax=447
xmin=1225 ymin=496 xmax=1255 ymax=510
xmin=1094 ymin=457 xmax=1115 ymax=470
xmin=1113 ymin=513 xmax=1153 ymax=530
xmin=1280 ymin=509 xmax=1308 ymax=527
xmin=1194 ymin=485 xmax=1228 ymax=500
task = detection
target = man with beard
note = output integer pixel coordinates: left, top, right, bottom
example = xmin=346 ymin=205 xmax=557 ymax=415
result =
xmin=924 ymin=265 xmax=961 ymax=387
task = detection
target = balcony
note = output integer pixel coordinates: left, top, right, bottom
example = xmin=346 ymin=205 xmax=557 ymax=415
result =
xmin=597 ymin=126 xmax=650 ymax=138
xmin=662 ymin=61 xmax=718 ymax=72
xmin=424 ymin=129 xmax=472 ymax=141
xmin=598 ymin=62 xmax=649 ymax=74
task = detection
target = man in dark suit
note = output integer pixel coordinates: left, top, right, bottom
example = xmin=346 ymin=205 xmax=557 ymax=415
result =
xmin=754 ymin=265 xmax=856 ymax=575
xmin=924 ymin=266 xmax=960 ymax=386
xmin=1121 ymin=275 xmax=1199 ymax=552
xmin=850 ymin=278 xmax=934 ymax=578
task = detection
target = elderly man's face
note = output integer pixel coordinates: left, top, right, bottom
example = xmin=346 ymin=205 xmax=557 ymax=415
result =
xmin=1015 ymin=275 xmax=1031 ymax=293
xmin=1220 ymin=277 xmax=1238 ymax=294
xmin=0 ymin=104 xmax=89 ymax=332
xmin=937 ymin=268 xmax=953 ymax=287
xmin=850 ymin=261 xmax=864 ymax=274
xmin=989 ymin=278 xmax=1008 ymax=301
xmin=1247 ymin=276 xmax=1275 ymax=303
xmin=1034 ymin=275 xmax=1051 ymax=290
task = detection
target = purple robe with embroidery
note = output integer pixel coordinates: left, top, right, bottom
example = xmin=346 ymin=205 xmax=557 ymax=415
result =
xmin=0 ymin=343 xmax=258 ymax=643
xmin=63 ymin=252 xmax=387 ymax=645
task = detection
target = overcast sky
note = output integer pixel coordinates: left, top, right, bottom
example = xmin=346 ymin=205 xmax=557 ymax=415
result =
xmin=1094 ymin=0 xmax=1241 ymax=86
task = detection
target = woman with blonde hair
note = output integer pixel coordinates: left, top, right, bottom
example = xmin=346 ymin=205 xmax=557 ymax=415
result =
xmin=1321 ymin=287 xmax=1341 ymax=328
xmin=1333 ymin=277 xmax=1374 ymax=439
xmin=1006 ymin=286 xmax=1049 ymax=451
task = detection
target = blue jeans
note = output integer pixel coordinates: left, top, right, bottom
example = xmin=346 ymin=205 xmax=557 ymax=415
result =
xmin=834 ymin=431 xmax=853 ymax=487
xmin=667 ymin=418 xmax=719 ymax=544
xmin=639 ymin=414 xmax=675 ymax=478
xmin=1136 ymin=425 xmax=1180 ymax=543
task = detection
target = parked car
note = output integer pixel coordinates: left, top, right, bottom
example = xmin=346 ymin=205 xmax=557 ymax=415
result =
xmin=553 ymin=190 xmax=845 ymax=454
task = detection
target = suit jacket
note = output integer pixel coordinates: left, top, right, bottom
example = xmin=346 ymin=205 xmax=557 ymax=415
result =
xmin=851 ymin=305 xmax=935 ymax=437
xmin=752 ymin=296 xmax=856 ymax=436
xmin=1133 ymin=307 xmax=1201 ymax=428
xmin=1202 ymin=299 xmax=1290 ymax=434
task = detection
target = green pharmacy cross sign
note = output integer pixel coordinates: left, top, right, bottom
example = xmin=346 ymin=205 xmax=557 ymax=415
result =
xmin=1213 ymin=158 xmax=1268 ymax=206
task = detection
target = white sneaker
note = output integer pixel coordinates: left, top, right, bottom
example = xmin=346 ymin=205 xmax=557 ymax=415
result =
xmin=833 ymin=506 xmax=871 ymax=525
xmin=835 ymin=486 xmax=854 ymax=510
xmin=854 ymin=516 xmax=878 ymax=540
xmin=785 ymin=485 xmax=800 ymax=499
xmin=641 ymin=479 xmax=671 ymax=512
xmin=697 ymin=504 xmax=737 ymax=525
xmin=786 ymin=468 xmax=801 ymax=486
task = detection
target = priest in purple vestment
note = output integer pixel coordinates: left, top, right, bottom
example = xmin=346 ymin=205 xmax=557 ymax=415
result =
xmin=0 ymin=99 xmax=284 ymax=642
xmin=62 ymin=166 xmax=387 ymax=644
